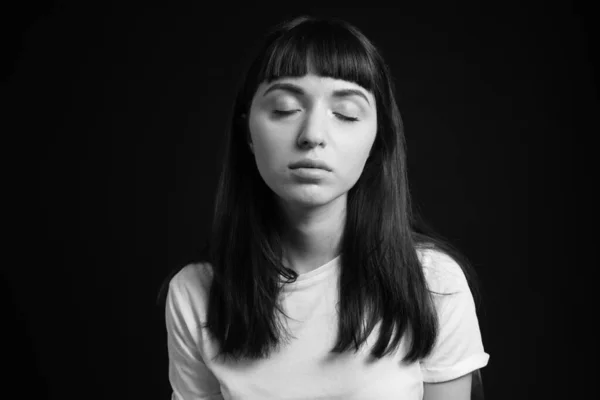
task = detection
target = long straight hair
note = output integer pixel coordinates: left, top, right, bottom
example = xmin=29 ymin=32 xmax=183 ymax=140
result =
xmin=160 ymin=15 xmax=481 ymax=364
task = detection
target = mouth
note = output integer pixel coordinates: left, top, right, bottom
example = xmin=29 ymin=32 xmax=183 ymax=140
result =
xmin=288 ymin=159 xmax=332 ymax=171
xmin=289 ymin=167 xmax=329 ymax=181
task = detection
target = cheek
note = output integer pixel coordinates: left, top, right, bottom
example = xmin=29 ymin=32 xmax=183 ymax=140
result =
xmin=251 ymin=123 xmax=284 ymax=162
xmin=249 ymin=118 xmax=291 ymax=183
xmin=340 ymin=127 xmax=376 ymax=173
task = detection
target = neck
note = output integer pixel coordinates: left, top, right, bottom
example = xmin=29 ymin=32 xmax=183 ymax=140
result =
xmin=278 ymin=195 xmax=346 ymax=275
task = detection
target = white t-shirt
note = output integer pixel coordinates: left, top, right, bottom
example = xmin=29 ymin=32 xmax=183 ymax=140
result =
xmin=165 ymin=248 xmax=490 ymax=400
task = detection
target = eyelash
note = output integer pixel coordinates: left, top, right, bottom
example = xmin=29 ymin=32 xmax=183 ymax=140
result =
xmin=272 ymin=110 xmax=359 ymax=122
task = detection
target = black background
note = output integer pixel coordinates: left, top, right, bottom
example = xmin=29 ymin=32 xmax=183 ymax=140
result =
xmin=4 ymin=2 xmax=595 ymax=399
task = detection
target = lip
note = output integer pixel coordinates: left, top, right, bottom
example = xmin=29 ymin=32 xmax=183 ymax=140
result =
xmin=290 ymin=168 xmax=328 ymax=181
xmin=288 ymin=159 xmax=332 ymax=171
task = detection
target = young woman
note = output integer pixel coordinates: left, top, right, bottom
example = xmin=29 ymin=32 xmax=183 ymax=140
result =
xmin=163 ymin=15 xmax=489 ymax=400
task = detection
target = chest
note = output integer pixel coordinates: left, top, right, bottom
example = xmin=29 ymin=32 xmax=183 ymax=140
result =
xmin=201 ymin=285 xmax=425 ymax=400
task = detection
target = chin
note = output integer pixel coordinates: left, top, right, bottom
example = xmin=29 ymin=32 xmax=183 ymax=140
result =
xmin=280 ymin=188 xmax=345 ymax=209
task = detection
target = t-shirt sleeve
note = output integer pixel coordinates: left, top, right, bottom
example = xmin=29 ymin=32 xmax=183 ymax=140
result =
xmin=165 ymin=266 xmax=223 ymax=400
xmin=419 ymin=250 xmax=490 ymax=383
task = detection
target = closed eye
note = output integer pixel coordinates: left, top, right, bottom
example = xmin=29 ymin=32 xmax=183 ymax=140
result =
xmin=273 ymin=110 xmax=298 ymax=116
xmin=334 ymin=113 xmax=359 ymax=122
xmin=273 ymin=110 xmax=358 ymax=122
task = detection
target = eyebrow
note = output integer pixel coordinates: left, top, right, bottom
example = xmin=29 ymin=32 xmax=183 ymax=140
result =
xmin=262 ymin=82 xmax=371 ymax=106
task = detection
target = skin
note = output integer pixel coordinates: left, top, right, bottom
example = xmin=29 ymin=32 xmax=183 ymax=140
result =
xmin=247 ymin=73 xmax=377 ymax=274
xmin=423 ymin=373 xmax=472 ymax=400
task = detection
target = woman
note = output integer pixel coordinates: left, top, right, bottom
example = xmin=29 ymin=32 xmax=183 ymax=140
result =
xmin=163 ymin=15 xmax=489 ymax=400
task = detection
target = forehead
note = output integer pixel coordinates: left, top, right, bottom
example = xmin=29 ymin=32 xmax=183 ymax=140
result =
xmin=255 ymin=74 xmax=374 ymax=100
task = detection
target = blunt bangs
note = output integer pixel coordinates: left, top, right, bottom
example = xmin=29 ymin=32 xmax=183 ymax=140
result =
xmin=255 ymin=18 xmax=379 ymax=93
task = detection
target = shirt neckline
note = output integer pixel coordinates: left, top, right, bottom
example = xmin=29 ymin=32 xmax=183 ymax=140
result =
xmin=281 ymin=254 xmax=341 ymax=290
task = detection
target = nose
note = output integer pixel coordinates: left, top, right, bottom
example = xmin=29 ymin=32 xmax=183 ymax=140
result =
xmin=297 ymin=106 xmax=327 ymax=149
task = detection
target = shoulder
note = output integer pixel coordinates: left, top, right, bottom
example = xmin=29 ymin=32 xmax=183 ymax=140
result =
xmin=168 ymin=262 xmax=214 ymax=304
xmin=416 ymin=247 xmax=469 ymax=294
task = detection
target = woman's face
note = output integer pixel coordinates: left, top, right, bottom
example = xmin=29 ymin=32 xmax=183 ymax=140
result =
xmin=248 ymin=73 xmax=377 ymax=210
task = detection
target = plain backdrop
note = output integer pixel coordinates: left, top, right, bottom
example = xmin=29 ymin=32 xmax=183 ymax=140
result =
xmin=3 ymin=3 xmax=595 ymax=399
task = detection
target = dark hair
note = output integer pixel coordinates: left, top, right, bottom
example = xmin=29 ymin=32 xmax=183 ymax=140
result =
xmin=159 ymin=15 xmax=481 ymax=364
